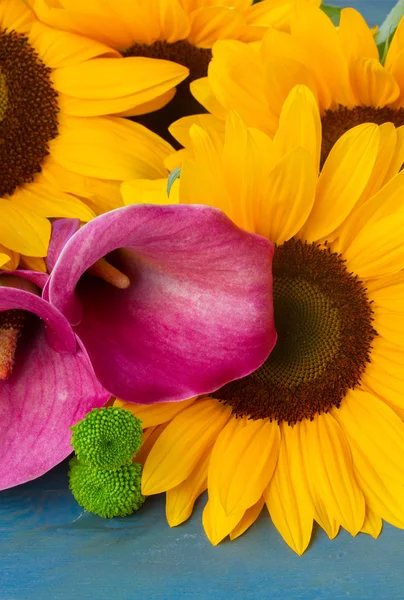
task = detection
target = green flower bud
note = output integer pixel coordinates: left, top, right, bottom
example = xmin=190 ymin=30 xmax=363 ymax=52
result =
xmin=69 ymin=458 xmax=145 ymax=519
xmin=71 ymin=406 xmax=143 ymax=469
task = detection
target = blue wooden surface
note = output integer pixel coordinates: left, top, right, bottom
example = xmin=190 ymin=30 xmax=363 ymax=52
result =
xmin=1 ymin=2 xmax=403 ymax=599
xmin=333 ymin=0 xmax=395 ymax=25
xmin=1 ymin=459 xmax=404 ymax=600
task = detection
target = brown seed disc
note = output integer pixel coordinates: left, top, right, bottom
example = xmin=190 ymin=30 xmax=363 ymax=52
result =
xmin=0 ymin=29 xmax=59 ymax=197
xmin=213 ymin=239 xmax=377 ymax=425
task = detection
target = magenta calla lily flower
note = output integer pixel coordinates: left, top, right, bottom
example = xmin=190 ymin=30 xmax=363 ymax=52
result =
xmin=0 ymin=273 xmax=109 ymax=491
xmin=48 ymin=204 xmax=276 ymax=405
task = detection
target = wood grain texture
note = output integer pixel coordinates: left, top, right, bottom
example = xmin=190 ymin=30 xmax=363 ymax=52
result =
xmin=1 ymin=459 xmax=404 ymax=600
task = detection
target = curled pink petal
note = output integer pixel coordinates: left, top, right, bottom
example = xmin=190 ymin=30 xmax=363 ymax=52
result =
xmin=46 ymin=218 xmax=81 ymax=272
xmin=0 ymin=270 xmax=48 ymax=289
xmin=49 ymin=204 xmax=276 ymax=404
xmin=0 ymin=287 xmax=76 ymax=353
xmin=0 ymin=329 xmax=109 ymax=490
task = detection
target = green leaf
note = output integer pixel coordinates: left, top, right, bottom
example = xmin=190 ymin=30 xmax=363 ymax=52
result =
xmin=321 ymin=4 xmax=342 ymax=26
xmin=376 ymin=0 xmax=404 ymax=63
xmin=167 ymin=167 xmax=181 ymax=197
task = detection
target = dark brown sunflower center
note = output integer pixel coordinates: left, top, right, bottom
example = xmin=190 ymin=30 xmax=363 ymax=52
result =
xmin=123 ymin=40 xmax=211 ymax=146
xmin=0 ymin=29 xmax=59 ymax=197
xmin=213 ymin=239 xmax=376 ymax=425
xmin=321 ymin=105 xmax=404 ymax=167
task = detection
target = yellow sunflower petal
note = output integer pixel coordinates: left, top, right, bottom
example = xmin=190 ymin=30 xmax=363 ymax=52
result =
xmin=0 ymin=0 xmax=35 ymax=32
xmin=0 ymin=246 xmax=19 ymax=271
xmin=135 ymin=424 xmax=169 ymax=466
xmin=258 ymin=146 xmax=316 ymax=244
xmin=50 ymin=116 xmax=171 ymax=180
xmin=208 ymin=40 xmax=271 ymax=133
xmin=290 ymin=1 xmax=354 ymax=107
xmin=188 ymin=6 xmax=245 ymax=48
xmin=260 ymin=29 xmax=325 ymax=113
xmin=0 ymin=254 xmax=11 ymax=268
xmin=29 ymin=21 xmax=117 ymax=69
xmin=229 ymin=497 xmax=265 ymax=541
xmin=361 ymin=508 xmax=383 ymax=538
xmin=385 ymin=14 xmax=404 ymax=70
xmin=52 ymin=56 xmax=188 ymax=109
xmin=265 ymin=422 xmax=314 ymax=555
xmin=41 ymin=157 xmax=122 ymax=206
xmin=387 ymin=48 xmax=404 ymax=108
xmin=32 ymin=0 xmax=152 ymax=48
xmin=338 ymin=8 xmax=379 ymax=63
xmin=344 ymin=208 xmax=404 ymax=280
xmin=334 ymin=391 xmax=404 ymax=528
xmin=166 ymin=449 xmax=210 ymax=527
xmin=334 ymin=390 xmax=404 ymax=484
xmin=114 ymin=397 xmax=195 ymax=429
xmin=142 ymin=400 xmax=231 ymax=495
xmin=202 ymin=495 xmax=244 ymax=546
xmin=384 ymin=125 xmax=404 ymax=182
xmin=57 ymin=89 xmax=174 ymax=118
xmin=300 ymin=124 xmax=380 ymax=242
xmin=11 ymin=181 xmax=95 ymax=221
xmin=180 ymin=124 xmax=229 ymax=215
xmin=169 ymin=113 xmax=225 ymax=149
xmin=361 ymin=358 xmax=404 ymax=419
xmin=222 ymin=111 xmax=260 ymax=232
xmin=367 ymin=269 xmax=404 ymax=309
xmin=244 ymin=0 xmax=321 ymax=31
xmin=154 ymin=0 xmax=191 ymax=43
xmin=373 ymin=310 xmax=404 ymax=351
xmin=190 ymin=77 xmax=228 ymax=119
xmin=215 ymin=418 xmax=281 ymax=516
xmin=121 ymin=178 xmax=180 ymax=206
xmin=0 ymin=201 xmax=50 ymax=256
xmin=19 ymin=256 xmax=47 ymax=273
xmin=273 ymin=84 xmax=321 ymax=171
xmin=335 ymin=160 xmax=404 ymax=255
xmin=117 ymin=89 xmax=177 ymax=118
xmin=300 ymin=413 xmax=365 ymax=536
xmin=350 ymin=58 xmax=400 ymax=107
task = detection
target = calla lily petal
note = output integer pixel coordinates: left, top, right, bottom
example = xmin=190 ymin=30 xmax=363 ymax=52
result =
xmin=46 ymin=218 xmax=81 ymax=272
xmin=49 ymin=204 xmax=275 ymax=404
xmin=0 ymin=286 xmax=76 ymax=353
xmin=0 ymin=329 xmax=109 ymax=490
xmin=0 ymin=284 xmax=109 ymax=490
xmin=0 ymin=270 xmax=48 ymax=290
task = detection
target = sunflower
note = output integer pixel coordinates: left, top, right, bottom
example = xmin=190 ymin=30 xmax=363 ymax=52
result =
xmin=118 ymin=85 xmax=404 ymax=554
xmin=30 ymin=0 xmax=320 ymax=144
xmin=170 ymin=4 xmax=404 ymax=168
xmin=0 ymin=0 xmax=173 ymax=270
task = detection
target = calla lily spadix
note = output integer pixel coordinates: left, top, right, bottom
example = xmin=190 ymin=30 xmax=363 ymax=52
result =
xmin=48 ymin=203 xmax=276 ymax=405
xmin=0 ymin=271 xmax=109 ymax=490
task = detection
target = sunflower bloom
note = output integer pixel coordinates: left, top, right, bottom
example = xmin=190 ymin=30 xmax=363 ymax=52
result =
xmin=120 ymin=85 xmax=404 ymax=554
xmin=30 ymin=0 xmax=320 ymax=143
xmin=171 ymin=4 xmax=404 ymax=167
xmin=0 ymin=0 xmax=172 ymax=269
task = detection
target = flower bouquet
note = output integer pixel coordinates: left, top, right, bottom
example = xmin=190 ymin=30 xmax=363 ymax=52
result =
xmin=1 ymin=0 xmax=404 ymax=558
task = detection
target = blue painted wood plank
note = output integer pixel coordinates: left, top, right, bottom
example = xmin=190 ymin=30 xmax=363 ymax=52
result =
xmin=1 ymin=460 xmax=404 ymax=600
xmin=332 ymin=0 xmax=396 ymax=25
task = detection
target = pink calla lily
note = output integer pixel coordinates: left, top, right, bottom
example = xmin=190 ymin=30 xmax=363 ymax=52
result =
xmin=0 ymin=273 xmax=109 ymax=491
xmin=48 ymin=204 xmax=276 ymax=404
